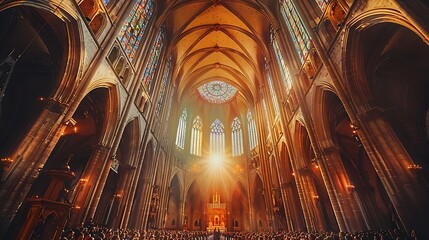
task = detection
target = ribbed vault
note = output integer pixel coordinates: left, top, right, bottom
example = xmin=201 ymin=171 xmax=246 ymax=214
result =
xmin=161 ymin=0 xmax=274 ymax=114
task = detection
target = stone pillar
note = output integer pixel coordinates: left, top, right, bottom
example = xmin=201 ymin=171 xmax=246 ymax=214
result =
xmin=318 ymin=146 xmax=367 ymax=232
xmin=0 ymin=99 xmax=66 ymax=235
xmin=136 ymin=179 xmax=153 ymax=229
xmin=68 ymin=144 xmax=110 ymax=227
xmin=85 ymin=156 xmax=114 ymax=222
xmin=357 ymin=107 xmax=429 ymax=236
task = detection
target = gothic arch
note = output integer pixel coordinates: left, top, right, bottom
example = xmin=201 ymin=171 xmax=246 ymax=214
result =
xmin=0 ymin=5 xmax=81 ymax=159
xmin=231 ymin=180 xmax=250 ymax=232
xmin=165 ymin=174 xmax=182 ymax=229
xmin=343 ymin=11 xmax=429 ymax=233
xmin=184 ymin=180 xmax=204 ymax=230
xmin=293 ymin=122 xmax=338 ymax=231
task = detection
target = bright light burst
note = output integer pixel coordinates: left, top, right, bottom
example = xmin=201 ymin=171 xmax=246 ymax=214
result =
xmin=209 ymin=154 xmax=223 ymax=169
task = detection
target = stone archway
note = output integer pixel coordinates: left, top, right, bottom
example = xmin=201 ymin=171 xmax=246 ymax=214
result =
xmin=165 ymin=174 xmax=181 ymax=229
xmin=93 ymin=119 xmax=139 ymax=229
xmin=128 ymin=140 xmax=156 ymax=230
xmin=251 ymin=174 xmax=267 ymax=231
xmin=294 ymin=123 xmax=338 ymax=232
xmin=0 ymin=5 xmax=80 ymax=236
xmin=184 ymin=181 xmax=204 ymax=231
xmin=230 ymin=181 xmax=249 ymax=232
xmin=344 ymin=18 xmax=429 ymax=235
xmin=278 ymin=142 xmax=305 ymax=231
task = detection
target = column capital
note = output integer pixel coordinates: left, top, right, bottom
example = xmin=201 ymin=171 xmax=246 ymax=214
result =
xmin=44 ymin=98 xmax=68 ymax=114
xmin=94 ymin=144 xmax=110 ymax=153
xmin=357 ymin=107 xmax=384 ymax=120
xmin=319 ymin=145 xmax=339 ymax=155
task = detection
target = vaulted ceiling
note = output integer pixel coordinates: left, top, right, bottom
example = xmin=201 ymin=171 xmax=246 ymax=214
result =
xmin=159 ymin=0 xmax=278 ymax=120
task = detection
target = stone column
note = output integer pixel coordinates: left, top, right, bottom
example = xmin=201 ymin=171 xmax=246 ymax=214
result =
xmin=68 ymin=144 xmax=110 ymax=227
xmin=357 ymin=107 xmax=429 ymax=236
xmin=0 ymin=99 xmax=66 ymax=235
xmin=317 ymin=146 xmax=367 ymax=232
xmin=85 ymin=155 xmax=114 ymax=222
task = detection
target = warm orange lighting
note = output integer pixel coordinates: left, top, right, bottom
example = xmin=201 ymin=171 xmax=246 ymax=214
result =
xmin=73 ymin=127 xmax=78 ymax=132
xmin=79 ymin=178 xmax=88 ymax=184
xmin=408 ymin=164 xmax=422 ymax=170
xmin=313 ymin=195 xmax=319 ymax=199
xmin=292 ymin=172 xmax=295 ymax=176
xmin=73 ymin=206 xmax=81 ymax=209
xmin=209 ymin=154 xmax=223 ymax=169
xmin=1 ymin=157 xmax=13 ymax=163
xmin=346 ymin=184 xmax=355 ymax=191
xmin=39 ymin=97 xmax=44 ymax=101
xmin=349 ymin=122 xmax=359 ymax=130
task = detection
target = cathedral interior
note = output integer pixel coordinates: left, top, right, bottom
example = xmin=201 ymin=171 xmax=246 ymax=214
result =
xmin=0 ymin=0 xmax=429 ymax=239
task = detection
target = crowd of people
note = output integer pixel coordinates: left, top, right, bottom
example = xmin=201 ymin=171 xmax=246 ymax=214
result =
xmin=58 ymin=226 xmax=420 ymax=240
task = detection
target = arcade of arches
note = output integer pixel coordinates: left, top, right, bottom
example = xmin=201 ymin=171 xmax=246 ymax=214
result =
xmin=0 ymin=0 xmax=429 ymax=239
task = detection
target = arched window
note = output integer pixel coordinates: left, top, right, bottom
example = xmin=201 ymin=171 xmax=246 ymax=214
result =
xmin=315 ymin=0 xmax=329 ymax=12
xmin=118 ymin=0 xmax=154 ymax=62
xmin=142 ymin=26 xmax=165 ymax=91
xmin=232 ymin=117 xmax=244 ymax=157
xmin=279 ymin=0 xmax=311 ymax=64
xmin=247 ymin=110 xmax=258 ymax=149
xmin=265 ymin=62 xmax=280 ymax=115
xmin=262 ymin=94 xmax=271 ymax=133
xmin=272 ymin=34 xmax=293 ymax=92
xmin=156 ymin=56 xmax=171 ymax=116
xmin=210 ymin=119 xmax=225 ymax=156
xmin=108 ymin=46 xmax=119 ymax=64
xmin=190 ymin=116 xmax=203 ymax=156
xmin=175 ymin=108 xmax=187 ymax=149
xmin=163 ymin=87 xmax=175 ymax=143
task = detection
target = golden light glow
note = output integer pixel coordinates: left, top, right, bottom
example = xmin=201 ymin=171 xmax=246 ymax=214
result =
xmin=210 ymin=154 xmax=223 ymax=169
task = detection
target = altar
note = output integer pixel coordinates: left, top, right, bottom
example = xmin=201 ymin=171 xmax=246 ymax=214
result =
xmin=206 ymin=193 xmax=227 ymax=233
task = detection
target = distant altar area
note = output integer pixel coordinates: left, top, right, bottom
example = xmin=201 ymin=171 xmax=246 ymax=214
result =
xmin=206 ymin=193 xmax=227 ymax=233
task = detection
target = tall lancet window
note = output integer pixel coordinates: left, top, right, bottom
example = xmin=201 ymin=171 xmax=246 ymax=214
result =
xmin=247 ymin=110 xmax=258 ymax=150
xmin=118 ymin=0 xmax=154 ymax=62
xmin=142 ymin=26 xmax=165 ymax=91
xmin=279 ymin=0 xmax=311 ymax=64
xmin=210 ymin=119 xmax=225 ymax=156
xmin=266 ymin=62 xmax=280 ymax=115
xmin=232 ymin=117 xmax=244 ymax=157
xmin=191 ymin=116 xmax=203 ymax=156
xmin=175 ymin=108 xmax=187 ymax=149
xmin=315 ymin=0 xmax=329 ymax=12
xmin=272 ymin=34 xmax=293 ymax=92
xmin=262 ymin=94 xmax=271 ymax=133
xmin=156 ymin=56 xmax=171 ymax=116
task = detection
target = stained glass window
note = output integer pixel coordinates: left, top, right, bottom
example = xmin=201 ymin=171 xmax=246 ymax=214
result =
xmin=272 ymin=35 xmax=293 ymax=92
xmin=315 ymin=0 xmax=329 ymax=12
xmin=279 ymin=0 xmax=311 ymax=64
xmin=262 ymin=94 xmax=271 ymax=133
xmin=175 ymin=108 xmax=187 ymax=149
xmin=118 ymin=0 xmax=154 ymax=62
xmin=210 ymin=119 xmax=225 ymax=156
xmin=163 ymin=87 xmax=175 ymax=144
xmin=198 ymin=80 xmax=237 ymax=104
xmin=156 ymin=56 xmax=171 ymax=116
xmin=102 ymin=0 xmax=111 ymax=5
xmin=247 ymin=110 xmax=258 ymax=149
xmin=191 ymin=116 xmax=203 ymax=156
xmin=266 ymin=62 xmax=280 ymax=115
xmin=142 ymin=26 xmax=165 ymax=91
xmin=232 ymin=117 xmax=244 ymax=157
